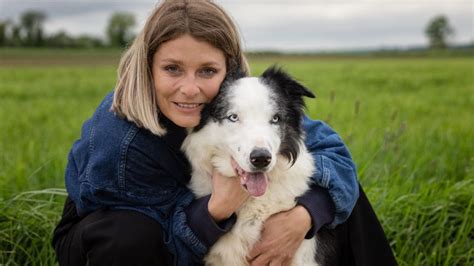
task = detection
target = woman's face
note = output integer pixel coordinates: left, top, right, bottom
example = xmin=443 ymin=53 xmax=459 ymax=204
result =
xmin=152 ymin=34 xmax=227 ymax=128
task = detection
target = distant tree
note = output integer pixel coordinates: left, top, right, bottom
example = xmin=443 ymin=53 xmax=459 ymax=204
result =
xmin=425 ymin=15 xmax=454 ymax=49
xmin=106 ymin=12 xmax=136 ymax=47
xmin=45 ymin=31 xmax=105 ymax=48
xmin=0 ymin=20 xmax=8 ymax=46
xmin=75 ymin=35 xmax=105 ymax=48
xmin=10 ymin=24 xmax=23 ymax=47
xmin=19 ymin=10 xmax=47 ymax=46
xmin=45 ymin=31 xmax=75 ymax=47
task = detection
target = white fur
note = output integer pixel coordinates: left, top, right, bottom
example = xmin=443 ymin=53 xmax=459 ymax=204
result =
xmin=182 ymin=77 xmax=318 ymax=266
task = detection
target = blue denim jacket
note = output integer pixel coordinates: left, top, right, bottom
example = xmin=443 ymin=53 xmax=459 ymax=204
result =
xmin=65 ymin=92 xmax=358 ymax=265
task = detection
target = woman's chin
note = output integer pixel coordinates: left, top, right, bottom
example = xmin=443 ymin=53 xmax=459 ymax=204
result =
xmin=170 ymin=115 xmax=200 ymax=128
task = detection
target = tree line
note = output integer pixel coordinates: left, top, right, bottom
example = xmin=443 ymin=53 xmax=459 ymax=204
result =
xmin=0 ymin=10 xmax=136 ymax=48
xmin=0 ymin=10 xmax=456 ymax=50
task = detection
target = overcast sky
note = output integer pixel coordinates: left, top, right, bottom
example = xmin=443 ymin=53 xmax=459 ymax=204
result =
xmin=0 ymin=0 xmax=472 ymax=51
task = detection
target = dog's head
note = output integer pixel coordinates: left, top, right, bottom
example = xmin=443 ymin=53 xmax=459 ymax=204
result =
xmin=194 ymin=66 xmax=315 ymax=197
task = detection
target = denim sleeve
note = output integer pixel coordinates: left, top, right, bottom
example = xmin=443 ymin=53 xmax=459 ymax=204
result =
xmin=297 ymin=185 xmax=335 ymax=238
xmin=70 ymin=159 xmax=210 ymax=264
xmin=109 ymin=189 xmax=207 ymax=264
xmin=118 ymin=191 xmax=236 ymax=265
xmin=185 ymin=195 xmax=237 ymax=247
xmin=74 ymin=157 xmax=212 ymax=264
xmin=303 ymin=116 xmax=359 ymax=227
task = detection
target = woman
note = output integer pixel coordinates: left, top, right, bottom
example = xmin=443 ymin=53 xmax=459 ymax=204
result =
xmin=52 ymin=1 xmax=396 ymax=265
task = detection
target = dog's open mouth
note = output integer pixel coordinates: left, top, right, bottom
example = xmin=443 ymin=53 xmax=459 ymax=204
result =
xmin=231 ymin=158 xmax=268 ymax=197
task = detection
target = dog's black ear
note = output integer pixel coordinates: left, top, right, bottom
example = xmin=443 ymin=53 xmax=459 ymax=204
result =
xmin=261 ymin=65 xmax=316 ymax=99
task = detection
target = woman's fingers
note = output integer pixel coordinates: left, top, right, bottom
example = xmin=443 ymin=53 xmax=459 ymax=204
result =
xmin=208 ymin=169 xmax=249 ymax=221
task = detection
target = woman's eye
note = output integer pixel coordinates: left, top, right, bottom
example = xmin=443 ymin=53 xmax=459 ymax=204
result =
xmin=199 ymin=67 xmax=217 ymax=77
xmin=271 ymin=114 xmax=280 ymax=124
xmin=227 ymin=113 xmax=239 ymax=122
xmin=164 ymin=65 xmax=181 ymax=74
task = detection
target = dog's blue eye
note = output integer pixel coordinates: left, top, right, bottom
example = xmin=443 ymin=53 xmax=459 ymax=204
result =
xmin=228 ymin=114 xmax=239 ymax=122
xmin=271 ymin=114 xmax=280 ymax=124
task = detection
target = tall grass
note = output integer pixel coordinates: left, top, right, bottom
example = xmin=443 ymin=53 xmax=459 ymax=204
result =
xmin=1 ymin=64 xmax=116 ymax=265
xmin=0 ymin=53 xmax=473 ymax=265
xmin=0 ymin=189 xmax=66 ymax=265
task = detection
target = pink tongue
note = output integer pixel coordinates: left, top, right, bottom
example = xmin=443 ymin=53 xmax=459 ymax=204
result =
xmin=245 ymin=172 xmax=268 ymax=197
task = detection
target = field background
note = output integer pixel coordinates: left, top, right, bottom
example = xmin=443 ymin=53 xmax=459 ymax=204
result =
xmin=0 ymin=48 xmax=473 ymax=265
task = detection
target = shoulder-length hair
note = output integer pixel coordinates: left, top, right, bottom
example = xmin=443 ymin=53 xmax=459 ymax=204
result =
xmin=110 ymin=0 xmax=249 ymax=136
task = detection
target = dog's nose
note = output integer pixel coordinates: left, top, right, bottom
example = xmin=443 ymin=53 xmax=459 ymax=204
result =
xmin=250 ymin=149 xmax=271 ymax=169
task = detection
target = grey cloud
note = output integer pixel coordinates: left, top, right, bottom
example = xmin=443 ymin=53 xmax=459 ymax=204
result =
xmin=0 ymin=0 xmax=153 ymax=19
xmin=0 ymin=0 xmax=472 ymax=51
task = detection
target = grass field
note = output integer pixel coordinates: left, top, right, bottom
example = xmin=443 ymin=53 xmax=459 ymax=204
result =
xmin=0 ymin=49 xmax=473 ymax=265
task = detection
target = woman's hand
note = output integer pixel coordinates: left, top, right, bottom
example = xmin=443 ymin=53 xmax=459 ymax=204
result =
xmin=208 ymin=169 xmax=249 ymax=222
xmin=247 ymin=205 xmax=312 ymax=266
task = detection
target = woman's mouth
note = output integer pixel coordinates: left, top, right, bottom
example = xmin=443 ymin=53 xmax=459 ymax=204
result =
xmin=174 ymin=102 xmax=203 ymax=109
xmin=173 ymin=102 xmax=204 ymax=112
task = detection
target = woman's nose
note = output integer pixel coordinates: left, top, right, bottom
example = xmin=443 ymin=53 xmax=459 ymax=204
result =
xmin=180 ymin=74 xmax=200 ymax=97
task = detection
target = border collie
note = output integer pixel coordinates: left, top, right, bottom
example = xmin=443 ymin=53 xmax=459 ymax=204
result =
xmin=182 ymin=66 xmax=319 ymax=265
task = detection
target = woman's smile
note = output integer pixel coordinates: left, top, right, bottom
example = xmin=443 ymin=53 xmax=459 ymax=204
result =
xmin=173 ymin=102 xmax=204 ymax=113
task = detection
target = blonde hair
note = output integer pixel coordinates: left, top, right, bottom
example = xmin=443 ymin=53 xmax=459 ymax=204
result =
xmin=111 ymin=0 xmax=249 ymax=136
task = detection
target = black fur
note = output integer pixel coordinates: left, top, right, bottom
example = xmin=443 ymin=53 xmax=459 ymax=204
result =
xmin=260 ymin=66 xmax=315 ymax=165
xmin=193 ymin=66 xmax=246 ymax=132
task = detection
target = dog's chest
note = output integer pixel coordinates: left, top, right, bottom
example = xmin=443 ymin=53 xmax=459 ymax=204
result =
xmin=205 ymin=188 xmax=299 ymax=264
